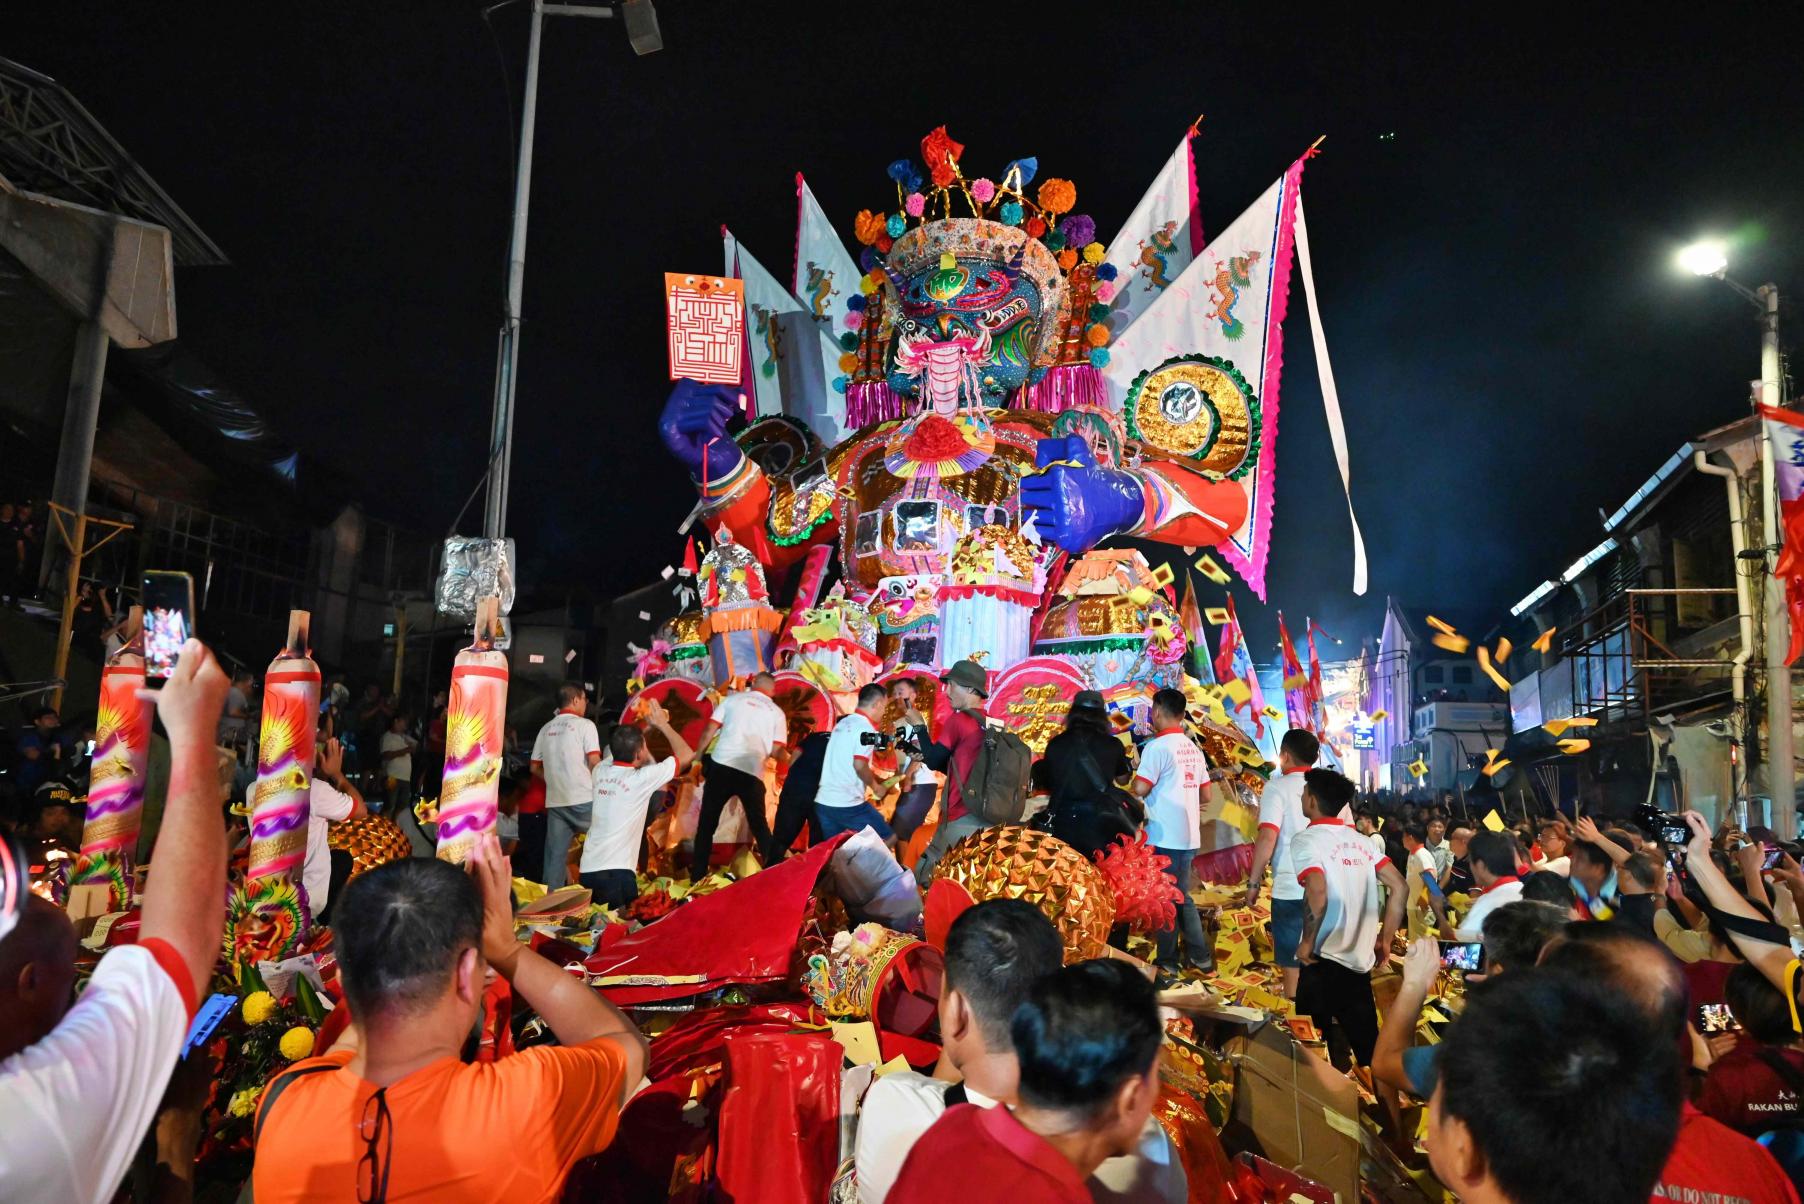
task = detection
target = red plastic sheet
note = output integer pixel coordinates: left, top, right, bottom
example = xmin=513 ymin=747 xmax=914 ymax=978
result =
xmin=585 ymin=834 xmax=850 ymax=1005
xmin=714 ymin=1033 xmax=840 ymax=1203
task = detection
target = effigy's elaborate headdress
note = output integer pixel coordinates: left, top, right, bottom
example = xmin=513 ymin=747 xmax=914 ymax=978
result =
xmin=835 ymin=128 xmax=1121 ymax=425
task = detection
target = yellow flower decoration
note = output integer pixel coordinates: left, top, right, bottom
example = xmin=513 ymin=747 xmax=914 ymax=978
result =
xmin=227 ymin=1087 xmax=263 ymax=1118
xmin=1082 ymin=242 xmax=1106 ymax=266
xmin=278 ymin=1025 xmax=316 ymax=1061
xmin=241 ymin=991 xmax=277 ymax=1026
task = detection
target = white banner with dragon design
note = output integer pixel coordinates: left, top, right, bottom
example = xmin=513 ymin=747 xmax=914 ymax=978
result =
xmin=723 ymin=226 xmax=802 ymax=420
xmin=1101 ymin=156 xmax=1307 ymax=599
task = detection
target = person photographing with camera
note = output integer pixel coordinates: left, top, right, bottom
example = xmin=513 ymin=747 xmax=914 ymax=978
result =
xmin=814 ymin=684 xmax=918 ymax=847
xmin=887 ymin=677 xmax=940 ymax=848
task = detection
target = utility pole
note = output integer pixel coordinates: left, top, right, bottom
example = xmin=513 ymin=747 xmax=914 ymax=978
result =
xmin=1758 ymin=282 xmax=1792 ymax=837
xmin=481 ymin=1 xmax=659 ymax=541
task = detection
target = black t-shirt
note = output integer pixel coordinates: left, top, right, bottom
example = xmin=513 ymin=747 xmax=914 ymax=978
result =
xmin=1445 ymin=856 xmax=1475 ymax=896
xmin=779 ymin=731 xmax=832 ymax=812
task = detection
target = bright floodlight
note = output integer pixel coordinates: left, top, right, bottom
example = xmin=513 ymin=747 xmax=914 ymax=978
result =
xmin=1678 ymin=240 xmax=1729 ymax=277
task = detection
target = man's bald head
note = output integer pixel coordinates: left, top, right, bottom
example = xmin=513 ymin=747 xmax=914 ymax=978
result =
xmin=0 ymin=895 xmax=79 ymax=1058
xmin=1537 ymin=921 xmax=1688 ymax=1041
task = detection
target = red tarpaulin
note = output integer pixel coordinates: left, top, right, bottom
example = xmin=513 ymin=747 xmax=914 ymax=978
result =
xmin=584 ymin=834 xmax=850 ymax=1006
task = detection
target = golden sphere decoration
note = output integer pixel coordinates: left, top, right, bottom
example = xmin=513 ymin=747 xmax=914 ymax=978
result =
xmin=931 ymin=824 xmax=1116 ymax=962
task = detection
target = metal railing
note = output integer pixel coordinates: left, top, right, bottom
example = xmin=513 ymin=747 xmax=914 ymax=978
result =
xmin=1554 ymin=587 xmax=1740 ymax=727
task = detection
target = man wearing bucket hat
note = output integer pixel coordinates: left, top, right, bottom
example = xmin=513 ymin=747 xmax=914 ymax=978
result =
xmin=912 ymin=659 xmax=994 ymax=885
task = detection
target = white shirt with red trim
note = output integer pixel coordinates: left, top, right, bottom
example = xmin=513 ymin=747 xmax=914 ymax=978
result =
xmin=0 ymin=940 xmax=196 ymax=1204
xmin=709 ymin=690 xmax=790 ymax=778
xmin=1254 ymin=768 xmax=1309 ymax=901
xmin=581 ymin=756 xmax=678 ymax=873
xmin=306 ymin=777 xmax=356 ymax=914
xmin=1290 ymin=818 xmax=1390 ymax=974
xmin=1136 ymin=729 xmax=1208 ymax=851
xmin=531 ymin=711 xmax=602 ymax=809
xmin=817 ymin=713 xmax=878 ymax=809
xmin=1454 ymin=876 xmax=1524 ymax=941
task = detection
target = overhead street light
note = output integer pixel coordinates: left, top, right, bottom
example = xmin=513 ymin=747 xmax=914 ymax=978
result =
xmin=1678 ymin=239 xmax=1729 ymax=278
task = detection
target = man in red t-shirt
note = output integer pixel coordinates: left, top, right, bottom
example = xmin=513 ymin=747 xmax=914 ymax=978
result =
xmin=888 ymin=959 xmax=1163 ymax=1203
xmin=912 ymin=659 xmax=991 ymax=885
xmin=1654 ymin=1104 xmax=1799 ymax=1203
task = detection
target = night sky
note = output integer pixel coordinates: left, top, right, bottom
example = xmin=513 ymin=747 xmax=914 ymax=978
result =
xmin=11 ymin=6 xmax=1803 ymax=656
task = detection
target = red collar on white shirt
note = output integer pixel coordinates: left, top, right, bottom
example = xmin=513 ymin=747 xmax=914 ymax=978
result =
xmin=1307 ymin=817 xmax=1348 ymax=827
xmin=1473 ymin=875 xmax=1520 ymax=897
xmin=1282 ymin=765 xmax=1309 ymax=775
xmin=610 ymin=759 xmax=636 ymax=768
xmin=1153 ymin=725 xmax=1183 ymax=736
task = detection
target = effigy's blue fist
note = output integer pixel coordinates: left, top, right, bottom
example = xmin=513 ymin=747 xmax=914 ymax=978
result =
xmin=657 ymin=379 xmax=745 ymax=483
xmin=1019 ymin=435 xmax=1144 ymax=554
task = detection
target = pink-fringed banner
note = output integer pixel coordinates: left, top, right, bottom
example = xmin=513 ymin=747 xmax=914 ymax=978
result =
xmin=1101 ymin=155 xmax=1309 ymax=600
xmin=1100 ymin=128 xmax=1206 ymax=338
xmin=1014 ymin=363 xmax=1107 ymax=413
xmin=844 ymin=380 xmax=908 ymax=429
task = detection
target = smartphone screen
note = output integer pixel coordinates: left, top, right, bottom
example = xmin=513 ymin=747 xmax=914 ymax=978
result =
xmin=1765 ymin=846 xmax=1784 ymax=871
xmin=1697 ymin=1003 xmax=1739 ymax=1034
xmin=182 ymin=992 xmax=237 ymax=1058
xmin=1439 ymin=940 xmax=1484 ymax=972
xmin=142 ymin=571 xmax=196 ymax=679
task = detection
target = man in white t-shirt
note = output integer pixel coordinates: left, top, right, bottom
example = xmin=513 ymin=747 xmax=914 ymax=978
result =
xmin=379 ymin=712 xmax=416 ymax=811
xmin=1401 ymin=822 xmax=1452 ymax=938
xmin=580 ymin=699 xmax=698 ymax=909
xmin=816 ymin=684 xmax=917 ymax=846
xmin=1244 ymin=728 xmax=1320 ymax=997
xmin=1132 ymin=688 xmax=1214 ymax=974
xmin=855 ymin=899 xmax=1185 ymax=1204
xmin=531 ymin=684 xmax=602 ymax=887
xmin=1290 ymin=768 xmax=1405 ymax=1070
xmin=0 ymin=638 xmax=229 ymax=1204
xmin=1453 ymin=831 xmax=1526 ymax=940
xmin=692 ymin=673 xmax=790 ymax=877
xmin=308 ymin=735 xmax=366 ymax=923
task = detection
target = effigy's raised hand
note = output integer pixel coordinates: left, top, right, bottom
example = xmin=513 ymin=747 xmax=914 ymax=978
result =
xmin=1019 ymin=435 xmax=1142 ymax=553
xmin=657 ymin=378 xmax=745 ymax=482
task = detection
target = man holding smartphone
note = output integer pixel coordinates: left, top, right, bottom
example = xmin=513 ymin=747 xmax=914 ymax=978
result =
xmin=0 ymin=639 xmax=231 ymax=1202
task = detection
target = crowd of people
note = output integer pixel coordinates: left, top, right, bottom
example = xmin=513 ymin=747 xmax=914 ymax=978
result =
xmin=4 ymin=630 xmax=1804 ymax=1202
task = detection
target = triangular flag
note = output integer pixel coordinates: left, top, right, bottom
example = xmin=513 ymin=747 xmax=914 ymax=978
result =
xmin=1100 ymin=127 xmax=1206 ymax=337
xmin=724 ymin=227 xmax=803 ymax=420
xmin=1104 ymin=155 xmax=1310 ymax=600
xmin=793 ymin=175 xmax=861 ymax=444
xmin=683 ymin=537 xmax=699 ymax=576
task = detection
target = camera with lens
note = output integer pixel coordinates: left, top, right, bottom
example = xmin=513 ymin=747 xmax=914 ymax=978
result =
xmin=858 ymin=725 xmax=922 ymax=756
xmin=1637 ymin=803 xmax=1691 ymax=849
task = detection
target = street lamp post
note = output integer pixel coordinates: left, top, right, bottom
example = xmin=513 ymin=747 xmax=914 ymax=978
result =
xmin=481 ymin=0 xmax=661 ymax=541
xmin=1683 ymin=240 xmax=1790 ymax=835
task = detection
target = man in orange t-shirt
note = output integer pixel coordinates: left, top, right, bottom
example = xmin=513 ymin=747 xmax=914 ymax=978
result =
xmin=251 ymin=833 xmax=647 ymax=1203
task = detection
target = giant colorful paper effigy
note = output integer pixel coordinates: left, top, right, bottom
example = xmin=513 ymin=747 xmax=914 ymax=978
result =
xmin=656 ymin=130 xmax=1280 ymax=697
xmin=646 ymin=127 xmax=1346 ymax=776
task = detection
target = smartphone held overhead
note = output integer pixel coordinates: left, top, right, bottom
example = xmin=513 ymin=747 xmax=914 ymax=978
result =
xmin=142 ymin=571 xmax=196 ymax=679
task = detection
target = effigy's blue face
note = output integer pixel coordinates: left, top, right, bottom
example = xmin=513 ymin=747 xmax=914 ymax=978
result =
xmin=886 ymin=256 xmax=1043 ymax=406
